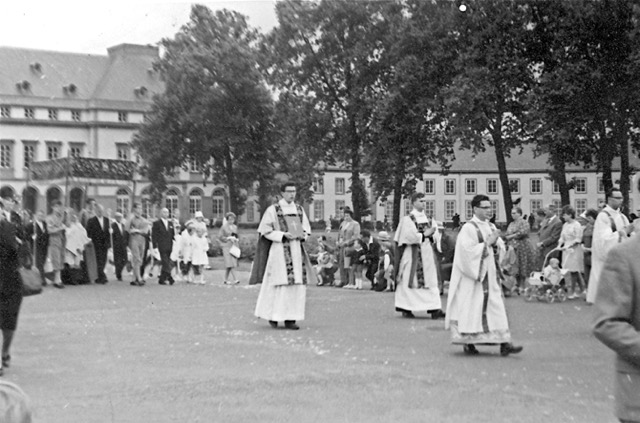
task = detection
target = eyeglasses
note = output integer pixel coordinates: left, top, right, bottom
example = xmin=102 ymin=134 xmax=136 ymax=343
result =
xmin=476 ymin=206 xmax=491 ymax=209
xmin=284 ymin=190 xmax=297 ymax=194
xmin=610 ymin=197 xmax=624 ymax=200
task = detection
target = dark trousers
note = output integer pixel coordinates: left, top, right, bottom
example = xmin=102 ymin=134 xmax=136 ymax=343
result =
xmin=95 ymin=246 xmax=108 ymax=283
xmin=34 ymin=246 xmax=47 ymax=284
xmin=114 ymin=248 xmax=127 ymax=280
xmin=158 ymin=250 xmax=173 ymax=283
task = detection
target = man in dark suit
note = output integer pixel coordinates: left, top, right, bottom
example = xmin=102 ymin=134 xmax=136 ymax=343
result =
xmin=25 ymin=211 xmax=49 ymax=285
xmin=111 ymin=212 xmax=128 ymax=282
xmin=151 ymin=207 xmax=175 ymax=285
xmin=536 ymin=205 xmax=563 ymax=268
xmin=360 ymin=230 xmax=381 ymax=288
xmin=593 ymin=182 xmax=640 ymax=422
xmin=86 ymin=205 xmax=111 ymax=284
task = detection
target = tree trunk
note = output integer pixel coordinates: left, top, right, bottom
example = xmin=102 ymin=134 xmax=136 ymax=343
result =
xmin=550 ymin=159 xmax=571 ymax=207
xmin=392 ymin=168 xmax=403 ymax=231
xmin=598 ymin=124 xmax=617 ymax=194
xmin=492 ymin=116 xmax=513 ymax=224
xmin=223 ymin=143 xmax=237 ymax=214
xmin=617 ymin=114 xmax=630 ymax=215
xmin=350 ymin=128 xmax=365 ymax=221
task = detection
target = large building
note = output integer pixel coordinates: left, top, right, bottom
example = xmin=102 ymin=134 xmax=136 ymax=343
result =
xmin=2 ymin=44 xmax=638 ymax=225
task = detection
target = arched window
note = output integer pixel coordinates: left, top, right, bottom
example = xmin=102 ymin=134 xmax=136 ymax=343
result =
xmin=165 ymin=189 xmax=179 ymax=219
xmin=189 ymin=188 xmax=203 ymax=218
xmin=212 ymin=188 xmax=225 ymax=220
xmin=116 ymin=188 xmax=130 ymax=215
xmin=69 ymin=187 xmax=84 ymax=212
xmin=141 ymin=187 xmax=153 ymax=218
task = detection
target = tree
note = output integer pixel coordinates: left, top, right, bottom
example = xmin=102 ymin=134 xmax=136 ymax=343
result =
xmin=442 ymin=0 xmax=535 ymax=223
xmin=264 ymin=0 xmax=396 ymax=221
xmin=132 ymin=5 xmax=275 ymax=216
xmin=367 ymin=0 xmax=457 ymax=229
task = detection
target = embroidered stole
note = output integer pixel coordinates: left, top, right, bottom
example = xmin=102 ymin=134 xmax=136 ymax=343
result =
xmin=468 ymin=221 xmax=503 ymax=333
xmin=275 ymin=203 xmax=307 ymax=285
xmin=406 ymin=214 xmax=433 ymax=289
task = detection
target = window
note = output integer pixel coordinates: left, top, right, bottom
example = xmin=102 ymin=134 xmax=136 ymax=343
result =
xmin=246 ymin=201 xmax=255 ymax=222
xmin=189 ymin=189 xmax=203 ymax=217
xmin=116 ymin=144 xmax=130 ymax=161
xmin=575 ymin=199 xmax=587 ymax=216
xmin=141 ymin=198 xmax=153 ymax=219
xmin=69 ymin=144 xmax=83 ymax=158
xmin=47 ymin=143 xmax=60 ymax=160
xmin=71 ymin=110 xmax=81 ymax=122
xmin=313 ymin=178 xmax=324 ymax=194
xmin=575 ymin=177 xmax=587 ymax=194
xmin=212 ymin=191 xmax=225 ymax=219
xmin=553 ymin=181 xmax=560 ymax=194
xmin=425 ymin=200 xmax=435 ymax=218
xmin=530 ymin=200 xmax=542 ymax=216
xmin=490 ymin=200 xmax=499 ymax=221
xmin=0 ymin=142 xmax=12 ymax=168
xmin=335 ymin=200 xmax=345 ymax=218
xmin=117 ymin=111 xmax=128 ymax=123
xmin=597 ymin=177 xmax=604 ymax=193
xmin=530 ymin=178 xmax=542 ymax=194
xmin=23 ymin=143 xmax=35 ymax=168
xmin=487 ymin=179 xmax=498 ymax=194
xmin=465 ymin=200 xmax=473 ymax=221
xmin=444 ymin=200 xmax=456 ymax=221
xmin=404 ymin=199 xmax=412 ymax=216
xmin=465 ymin=179 xmax=476 ymax=195
xmin=313 ymin=200 xmax=324 ymax=221
xmin=48 ymin=109 xmax=58 ymax=120
xmin=188 ymin=156 xmax=199 ymax=173
xmin=509 ymin=178 xmax=520 ymax=195
xmin=445 ymin=179 xmax=456 ymax=195
xmin=165 ymin=189 xmax=179 ymax=218
xmin=0 ymin=106 xmax=10 ymax=118
xmin=24 ymin=108 xmax=34 ymax=119
xmin=335 ymin=178 xmax=345 ymax=195
xmin=424 ymin=179 xmax=435 ymax=195
xmin=385 ymin=201 xmax=393 ymax=219
xmin=116 ymin=188 xmax=130 ymax=215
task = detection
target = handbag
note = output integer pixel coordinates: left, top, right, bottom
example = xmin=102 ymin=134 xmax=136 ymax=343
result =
xmin=229 ymin=245 xmax=241 ymax=259
xmin=19 ymin=268 xmax=43 ymax=297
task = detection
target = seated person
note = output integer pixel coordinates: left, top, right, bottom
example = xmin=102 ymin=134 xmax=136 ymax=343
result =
xmin=543 ymin=257 xmax=564 ymax=285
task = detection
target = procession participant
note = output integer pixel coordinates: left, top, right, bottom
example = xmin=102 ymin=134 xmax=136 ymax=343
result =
xmin=393 ymin=192 xmax=445 ymax=319
xmin=593 ymin=190 xmax=640 ymax=423
xmin=26 ymin=211 xmax=49 ymax=286
xmin=336 ymin=207 xmax=360 ymax=288
xmin=151 ymin=208 xmax=175 ymax=285
xmin=79 ymin=198 xmax=96 ymax=228
xmin=111 ymin=212 xmax=128 ymax=282
xmin=191 ymin=226 xmax=210 ymax=285
xmin=45 ymin=201 xmax=66 ymax=289
xmin=0 ymin=202 xmax=24 ymax=376
xmin=126 ymin=203 xmax=150 ymax=286
xmin=178 ymin=221 xmax=195 ymax=283
xmin=63 ymin=212 xmax=91 ymax=284
xmin=86 ymin=205 xmax=110 ymax=284
xmin=253 ymin=182 xmax=315 ymax=330
xmin=587 ymin=187 xmax=633 ymax=304
xmin=445 ymin=194 xmax=523 ymax=356
xmin=219 ymin=212 xmax=240 ymax=285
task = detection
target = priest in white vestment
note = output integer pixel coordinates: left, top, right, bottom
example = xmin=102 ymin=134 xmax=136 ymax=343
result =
xmin=587 ymin=187 xmax=633 ymax=304
xmin=394 ymin=192 xmax=445 ymax=319
xmin=254 ymin=182 xmax=315 ymax=330
xmin=445 ymin=194 xmax=523 ymax=356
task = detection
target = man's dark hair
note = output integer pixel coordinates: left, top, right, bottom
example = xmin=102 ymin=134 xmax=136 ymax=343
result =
xmin=410 ymin=192 xmax=425 ymax=203
xmin=605 ymin=187 xmax=622 ymax=202
xmin=536 ymin=209 xmax=546 ymax=217
xmin=585 ymin=208 xmax=598 ymax=220
xmin=280 ymin=182 xmax=297 ymax=193
xmin=361 ymin=229 xmax=371 ymax=239
xmin=471 ymin=194 xmax=490 ymax=209
xmin=85 ymin=198 xmax=96 ymax=205
xmin=561 ymin=205 xmax=576 ymax=219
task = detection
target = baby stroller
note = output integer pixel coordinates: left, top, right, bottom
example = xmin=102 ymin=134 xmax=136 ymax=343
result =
xmin=523 ymin=250 xmax=568 ymax=303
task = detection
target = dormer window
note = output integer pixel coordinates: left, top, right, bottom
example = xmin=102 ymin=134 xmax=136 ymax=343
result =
xmin=63 ymin=84 xmax=77 ymax=95
xmin=16 ymin=80 xmax=30 ymax=92
xmin=24 ymin=108 xmax=35 ymax=119
xmin=0 ymin=106 xmax=10 ymax=118
xmin=134 ymin=86 xmax=148 ymax=97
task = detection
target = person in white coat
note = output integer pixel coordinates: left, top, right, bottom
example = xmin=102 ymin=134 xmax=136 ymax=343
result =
xmin=191 ymin=226 xmax=210 ymax=285
xmin=587 ymin=187 xmax=634 ymax=304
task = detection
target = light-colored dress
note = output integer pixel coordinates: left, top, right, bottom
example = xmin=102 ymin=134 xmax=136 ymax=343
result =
xmin=559 ymin=220 xmax=584 ymax=272
xmin=46 ymin=211 xmax=65 ymax=271
xmin=178 ymin=229 xmax=194 ymax=265
xmin=64 ymin=222 xmax=90 ymax=267
xmin=219 ymin=223 xmax=238 ymax=268
xmin=191 ymin=235 xmax=210 ymax=266
xmin=337 ymin=219 xmax=360 ymax=285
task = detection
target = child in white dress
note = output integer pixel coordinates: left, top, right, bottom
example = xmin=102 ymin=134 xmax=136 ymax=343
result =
xmin=191 ymin=227 xmax=210 ymax=285
xmin=179 ymin=222 xmax=195 ymax=283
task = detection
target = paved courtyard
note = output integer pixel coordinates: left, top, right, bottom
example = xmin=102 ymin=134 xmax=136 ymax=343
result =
xmin=6 ymin=263 xmax=618 ymax=423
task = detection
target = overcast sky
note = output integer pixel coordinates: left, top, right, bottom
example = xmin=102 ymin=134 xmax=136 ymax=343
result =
xmin=0 ymin=0 xmax=278 ymax=55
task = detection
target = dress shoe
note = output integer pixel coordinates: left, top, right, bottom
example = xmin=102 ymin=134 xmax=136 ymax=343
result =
xmin=463 ymin=344 xmax=479 ymax=355
xmin=130 ymin=280 xmax=143 ymax=287
xmin=284 ymin=321 xmax=300 ymax=330
xmin=500 ymin=343 xmax=523 ymax=356
xmin=430 ymin=310 xmax=446 ymax=320
xmin=169 ymin=278 xmax=175 ymax=286
xmin=158 ymin=280 xmax=167 ymax=285
xmin=401 ymin=311 xmax=415 ymax=318
xmin=269 ymin=321 xmax=278 ymax=328
xmin=2 ymin=354 xmax=11 ymax=368
xmin=53 ymin=283 xmax=65 ymax=289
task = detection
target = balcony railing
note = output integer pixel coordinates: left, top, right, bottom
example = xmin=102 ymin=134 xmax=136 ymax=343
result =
xmin=30 ymin=157 xmax=136 ymax=181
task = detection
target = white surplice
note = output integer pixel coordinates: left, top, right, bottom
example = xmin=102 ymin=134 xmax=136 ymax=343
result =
xmin=394 ymin=210 xmax=442 ymax=312
xmin=254 ymin=199 xmax=311 ymax=322
xmin=587 ymin=206 xmax=630 ymax=304
xmin=445 ymin=217 xmax=511 ymax=345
